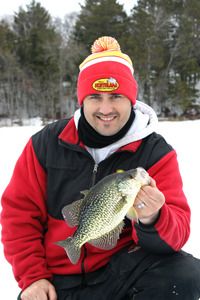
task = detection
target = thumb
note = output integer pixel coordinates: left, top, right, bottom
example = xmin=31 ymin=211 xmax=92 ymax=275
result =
xmin=149 ymin=177 xmax=156 ymax=188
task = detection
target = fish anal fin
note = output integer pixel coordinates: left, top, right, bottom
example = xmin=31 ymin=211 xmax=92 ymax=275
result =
xmin=88 ymin=220 xmax=124 ymax=250
xmin=126 ymin=206 xmax=138 ymax=223
xmin=54 ymin=237 xmax=81 ymax=265
xmin=62 ymin=198 xmax=85 ymax=227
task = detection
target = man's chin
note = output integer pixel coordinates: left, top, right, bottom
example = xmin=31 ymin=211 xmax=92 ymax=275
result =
xmin=96 ymin=128 xmax=118 ymax=136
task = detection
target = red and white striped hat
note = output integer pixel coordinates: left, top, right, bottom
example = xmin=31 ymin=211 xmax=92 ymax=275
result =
xmin=77 ymin=36 xmax=138 ymax=106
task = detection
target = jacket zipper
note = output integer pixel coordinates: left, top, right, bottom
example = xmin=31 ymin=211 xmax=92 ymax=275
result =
xmin=81 ymin=163 xmax=98 ymax=281
xmin=91 ymin=164 xmax=98 ymax=187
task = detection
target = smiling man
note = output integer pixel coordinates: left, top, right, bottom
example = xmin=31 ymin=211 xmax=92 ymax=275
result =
xmin=1 ymin=36 xmax=200 ymax=300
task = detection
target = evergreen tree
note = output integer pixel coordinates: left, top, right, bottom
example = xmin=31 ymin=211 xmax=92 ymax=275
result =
xmin=1 ymin=0 xmax=200 ymax=122
xmin=127 ymin=4 xmax=164 ymax=106
xmin=73 ymin=0 xmax=129 ymax=52
xmin=14 ymin=0 xmax=60 ymax=122
xmin=167 ymin=0 xmax=200 ymax=114
xmin=54 ymin=12 xmax=89 ymax=117
xmin=0 ymin=23 xmax=20 ymax=124
xmin=129 ymin=0 xmax=200 ymax=114
xmin=14 ymin=0 xmax=58 ymax=77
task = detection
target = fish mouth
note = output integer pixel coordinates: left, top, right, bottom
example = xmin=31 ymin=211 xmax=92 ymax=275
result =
xmin=136 ymin=167 xmax=150 ymax=185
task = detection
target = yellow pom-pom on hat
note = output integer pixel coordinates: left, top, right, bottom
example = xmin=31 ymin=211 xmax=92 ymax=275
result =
xmin=91 ymin=36 xmax=121 ymax=53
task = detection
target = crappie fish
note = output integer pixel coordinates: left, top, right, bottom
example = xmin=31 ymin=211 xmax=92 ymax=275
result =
xmin=54 ymin=167 xmax=150 ymax=265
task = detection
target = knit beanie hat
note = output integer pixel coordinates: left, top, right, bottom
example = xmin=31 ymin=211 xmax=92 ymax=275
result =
xmin=77 ymin=36 xmax=137 ymax=106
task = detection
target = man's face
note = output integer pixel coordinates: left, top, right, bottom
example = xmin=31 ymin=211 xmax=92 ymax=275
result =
xmin=83 ymin=93 xmax=132 ymax=136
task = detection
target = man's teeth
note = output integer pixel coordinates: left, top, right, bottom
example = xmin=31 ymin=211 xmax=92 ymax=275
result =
xmin=99 ymin=116 xmax=115 ymax=121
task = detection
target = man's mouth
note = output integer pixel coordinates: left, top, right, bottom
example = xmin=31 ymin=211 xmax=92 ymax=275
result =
xmin=97 ymin=116 xmax=116 ymax=122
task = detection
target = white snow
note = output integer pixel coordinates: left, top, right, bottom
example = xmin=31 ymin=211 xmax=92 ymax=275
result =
xmin=0 ymin=119 xmax=200 ymax=298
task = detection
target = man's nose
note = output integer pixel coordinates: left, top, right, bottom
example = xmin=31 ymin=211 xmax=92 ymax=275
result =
xmin=98 ymin=98 xmax=113 ymax=115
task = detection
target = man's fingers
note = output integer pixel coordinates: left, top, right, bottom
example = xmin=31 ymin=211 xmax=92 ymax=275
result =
xmin=21 ymin=279 xmax=57 ymax=300
xmin=48 ymin=284 xmax=57 ymax=300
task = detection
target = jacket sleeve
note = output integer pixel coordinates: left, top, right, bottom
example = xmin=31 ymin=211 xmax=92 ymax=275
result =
xmin=0 ymin=137 xmax=53 ymax=291
xmin=132 ymin=150 xmax=191 ymax=253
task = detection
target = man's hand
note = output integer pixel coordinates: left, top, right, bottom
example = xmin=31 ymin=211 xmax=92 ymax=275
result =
xmin=134 ymin=177 xmax=165 ymax=225
xmin=21 ymin=279 xmax=57 ymax=300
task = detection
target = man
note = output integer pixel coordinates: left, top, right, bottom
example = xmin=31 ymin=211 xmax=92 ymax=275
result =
xmin=1 ymin=36 xmax=200 ymax=300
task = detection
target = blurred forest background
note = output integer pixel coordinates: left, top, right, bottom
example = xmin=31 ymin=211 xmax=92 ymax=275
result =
xmin=1 ymin=0 xmax=200 ymax=125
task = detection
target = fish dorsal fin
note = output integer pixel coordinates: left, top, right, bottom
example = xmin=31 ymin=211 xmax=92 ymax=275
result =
xmin=80 ymin=190 xmax=90 ymax=196
xmin=62 ymin=198 xmax=85 ymax=227
xmin=113 ymin=195 xmax=127 ymax=214
xmin=88 ymin=220 xmax=124 ymax=250
xmin=126 ymin=206 xmax=138 ymax=223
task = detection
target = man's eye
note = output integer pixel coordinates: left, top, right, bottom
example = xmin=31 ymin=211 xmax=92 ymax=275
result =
xmin=112 ymin=94 xmax=121 ymax=99
xmin=90 ymin=96 xmax=100 ymax=100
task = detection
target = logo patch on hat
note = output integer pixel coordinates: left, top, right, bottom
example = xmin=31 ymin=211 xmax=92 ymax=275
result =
xmin=92 ymin=77 xmax=119 ymax=92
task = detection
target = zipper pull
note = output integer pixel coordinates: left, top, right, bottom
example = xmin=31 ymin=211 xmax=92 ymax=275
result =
xmin=92 ymin=164 xmax=98 ymax=186
xmin=93 ymin=164 xmax=98 ymax=173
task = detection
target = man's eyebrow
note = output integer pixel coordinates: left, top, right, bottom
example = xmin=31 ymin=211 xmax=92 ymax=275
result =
xmin=88 ymin=93 xmax=122 ymax=96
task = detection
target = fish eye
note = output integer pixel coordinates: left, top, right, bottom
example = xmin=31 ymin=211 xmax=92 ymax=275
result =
xmin=128 ymin=174 xmax=133 ymax=179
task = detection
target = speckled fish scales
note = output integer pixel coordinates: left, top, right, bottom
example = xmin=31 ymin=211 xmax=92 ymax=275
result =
xmin=54 ymin=167 xmax=150 ymax=264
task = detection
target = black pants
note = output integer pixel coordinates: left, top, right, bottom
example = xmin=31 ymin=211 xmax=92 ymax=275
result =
xmin=18 ymin=243 xmax=200 ymax=300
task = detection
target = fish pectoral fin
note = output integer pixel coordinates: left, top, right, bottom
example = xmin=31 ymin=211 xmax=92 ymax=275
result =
xmin=113 ymin=195 xmax=127 ymax=214
xmin=62 ymin=198 xmax=85 ymax=227
xmin=88 ymin=220 xmax=125 ymax=250
xmin=80 ymin=190 xmax=90 ymax=196
xmin=126 ymin=206 xmax=138 ymax=223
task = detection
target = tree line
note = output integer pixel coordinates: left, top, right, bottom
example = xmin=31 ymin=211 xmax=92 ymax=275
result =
xmin=0 ymin=0 xmax=200 ymax=125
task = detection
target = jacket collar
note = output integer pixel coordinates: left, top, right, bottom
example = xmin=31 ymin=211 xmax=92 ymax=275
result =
xmin=58 ymin=118 xmax=86 ymax=149
xmin=58 ymin=100 xmax=158 ymax=163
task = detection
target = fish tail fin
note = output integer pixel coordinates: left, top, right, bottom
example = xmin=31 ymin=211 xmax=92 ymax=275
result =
xmin=54 ymin=237 xmax=81 ymax=265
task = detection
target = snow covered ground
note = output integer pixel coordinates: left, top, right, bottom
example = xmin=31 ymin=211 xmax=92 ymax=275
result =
xmin=0 ymin=119 xmax=200 ymax=298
